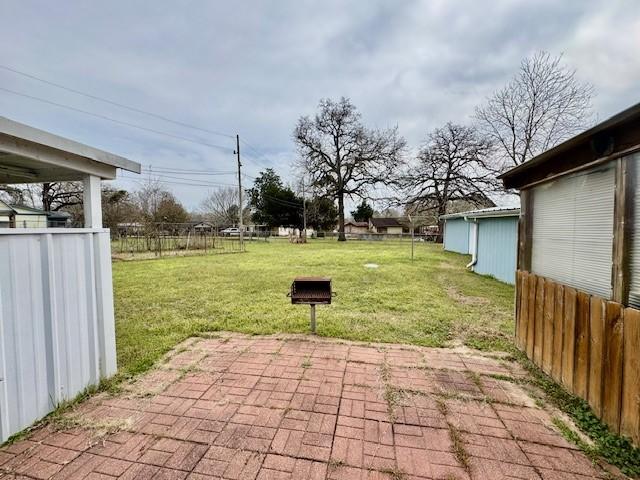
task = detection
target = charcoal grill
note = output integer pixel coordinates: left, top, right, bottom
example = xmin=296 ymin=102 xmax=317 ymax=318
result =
xmin=288 ymin=277 xmax=334 ymax=333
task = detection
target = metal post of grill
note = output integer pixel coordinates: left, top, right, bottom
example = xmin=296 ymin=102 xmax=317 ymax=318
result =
xmin=288 ymin=277 xmax=333 ymax=334
xmin=310 ymin=304 xmax=316 ymax=333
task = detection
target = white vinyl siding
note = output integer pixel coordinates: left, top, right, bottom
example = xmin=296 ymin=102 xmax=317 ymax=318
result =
xmin=531 ymin=163 xmax=615 ymax=299
xmin=629 ymin=154 xmax=640 ymax=308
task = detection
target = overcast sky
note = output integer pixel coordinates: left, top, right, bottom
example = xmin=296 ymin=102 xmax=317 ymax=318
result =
xmin=1 ymin=0 xmax=639 ymax=210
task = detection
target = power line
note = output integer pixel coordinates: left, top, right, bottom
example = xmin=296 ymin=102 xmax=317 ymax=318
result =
xmin=142 ymin=172 xmax=236 ymax=185
xmin=124 ymin=172 xmax=236 ymax=187
xmin=118 ymin=173 xmax=304 ymax=210
xmin=0 ymin=64 xmax=235 ymax=139
xmin=0 ymin=65 xmax=280 ymax=171
xmin=119 ymin=175 xmax=235 ymax=188
xmin=144 ymin=167 xmax=236 ymax=176
xmin=261 ymin=192 xmax=305 ymax=210
xmin=0 ymin=86 xmax=235 ymax=152
xmin=239 ymin=138 xmax=267 ymax=158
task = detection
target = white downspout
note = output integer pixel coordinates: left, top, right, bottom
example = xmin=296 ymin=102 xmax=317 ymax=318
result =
xmin=465 ymin=217 xmax=478 ymax=270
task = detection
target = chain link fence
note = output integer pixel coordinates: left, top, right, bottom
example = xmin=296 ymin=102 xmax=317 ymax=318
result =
xmin=111 ymin=223 xmax=268 ymax=260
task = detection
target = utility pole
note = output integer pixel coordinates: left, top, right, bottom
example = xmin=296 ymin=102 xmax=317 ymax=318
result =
xmin=234 ymin=134 xmax=244 ymax=252
xmin=302 ymin=179 xmax=307 ymax=237
xmin=408 ymin=214 xmax=414 ymax=261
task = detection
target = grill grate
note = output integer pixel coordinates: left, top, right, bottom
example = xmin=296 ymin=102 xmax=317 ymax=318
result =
xmin=290 ymin=277 xmax=332 ymax=305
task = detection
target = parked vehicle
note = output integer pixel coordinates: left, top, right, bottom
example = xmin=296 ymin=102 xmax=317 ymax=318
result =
xmin=221 ymin=227 xmax=241 ymax=237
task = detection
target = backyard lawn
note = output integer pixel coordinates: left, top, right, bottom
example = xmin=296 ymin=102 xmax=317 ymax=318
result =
xmin=113 ymin=239 xmax=515 ymax=377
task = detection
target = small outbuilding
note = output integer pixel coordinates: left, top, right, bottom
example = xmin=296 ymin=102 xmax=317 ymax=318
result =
xmin=0 ymin=200 xmax=73 ymax=228
xmin=344 ymin=220 xmax=369 ymax=234
xmin=441 ymin=207 xmax=520 ymax=284
xmin=370 ymin=217 xmax=404 ymax=235
xmin=0 ymin=117 xmax=140 ymax=442
xmin=500 ymin=102 xmax=640 ymax=444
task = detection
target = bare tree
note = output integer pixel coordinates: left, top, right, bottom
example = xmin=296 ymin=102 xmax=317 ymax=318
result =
xmin=200 ymin=187 xmax=240 ymax=226
xmin=0 ymin=181 xmax=82 ymax=211
xmin=135 ymin=178 xmax=188 ymax=225
xmin=475 ymin=51 xmax=593 ymax=170
xmin=41 ymin=182 xmax=83 ymax=211
xmin=135 ymin=178 xmax=165 ymax=223
xmin=399 ymin=122 xmax=498 ymax=241
xmin=294 ymin=97 xmax=406 ymax=241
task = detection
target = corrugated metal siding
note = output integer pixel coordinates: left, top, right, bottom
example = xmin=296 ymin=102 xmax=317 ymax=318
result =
xmin=443 ymin=218 xmax=470 ymax=254
xmin=474 ymin=217 xmax=518 ymax=284
xmin=0 ymin=231 xmax=116 ymax=442
xmin=532 ymin=164 xmax=615 ymax=298
xmin=629 ymin=154 xmax=640 ymax=308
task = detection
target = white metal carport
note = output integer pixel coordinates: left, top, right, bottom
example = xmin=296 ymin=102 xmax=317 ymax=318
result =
xmin=0 ymin=117 xmax=140 ymax=442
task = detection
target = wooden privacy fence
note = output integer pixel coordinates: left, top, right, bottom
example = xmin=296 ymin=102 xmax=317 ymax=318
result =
xmin=516 ymin=270 xmax=640 ymax=444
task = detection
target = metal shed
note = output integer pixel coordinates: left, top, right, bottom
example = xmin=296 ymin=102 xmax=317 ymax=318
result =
xmin=0 ymin=117 xmax=140 ymax=443
xmin=441 ymin=207 xmax=520 ymax=284
xmin=442 ymin=217 xmax=471 ymax=254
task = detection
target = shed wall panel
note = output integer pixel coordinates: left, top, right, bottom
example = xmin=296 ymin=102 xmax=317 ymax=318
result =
xmin=474 ymin=216 xmax=518 ymax=284
xmin=0 ymin=231 xmax=115 ymax=443
xmin=443 ymin=218 xmax=470 ymax=254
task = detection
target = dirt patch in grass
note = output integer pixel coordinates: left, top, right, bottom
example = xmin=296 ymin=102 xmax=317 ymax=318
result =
xmin=446 ymin=286 xmax=490 ymax=306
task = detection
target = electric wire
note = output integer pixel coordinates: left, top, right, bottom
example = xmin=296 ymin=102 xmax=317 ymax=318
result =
xmin=0 ymin=66 xmax=286 ymax=188
xmin=0 ymin=86 xmax=235 ymax=152
xmin=0 ymin=64 xmax=235 ymax=139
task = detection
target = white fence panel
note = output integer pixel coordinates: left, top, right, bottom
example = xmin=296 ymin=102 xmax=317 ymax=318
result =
xmin=0 ymin=229 xmax=116 ymax=443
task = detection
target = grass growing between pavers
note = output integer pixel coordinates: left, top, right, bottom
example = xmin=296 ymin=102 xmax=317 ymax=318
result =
xmin=113 ymin=239 xmax=514 ymax=377
xmin=513 ymin=352 xmax=640 ymax=478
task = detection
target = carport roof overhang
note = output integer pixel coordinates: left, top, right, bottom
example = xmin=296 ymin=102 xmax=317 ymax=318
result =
xmin=0 ymin=116 xmax=141 ymax=184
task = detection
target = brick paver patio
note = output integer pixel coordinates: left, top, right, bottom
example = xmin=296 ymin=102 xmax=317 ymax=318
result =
xmin=0 ymin=334 xmax=610 ymax=479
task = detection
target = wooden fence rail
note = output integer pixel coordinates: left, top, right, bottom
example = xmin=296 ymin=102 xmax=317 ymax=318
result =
xmin=516 ymin=270 xmax=640 ymax=444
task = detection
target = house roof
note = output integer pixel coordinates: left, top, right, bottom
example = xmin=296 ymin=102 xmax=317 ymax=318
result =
xmin=0 ymin=116 xmax=141 ymax=183
xmin=11 ymin=204 xmax=49 ymax=215
xmin=0 ymin=199 xmax=12 ymax=214
xmin=8 ymin=204 xmax=72 ymax=219
xmin=499 ymin=101 xmax=640 ymax=189
xmin=440 ymin=206 xmax=520 ymax=220
xmin=370 ymin=217 xmax=403 ymax=228
xmin=345 ymin=221 xmax=369 ymax=227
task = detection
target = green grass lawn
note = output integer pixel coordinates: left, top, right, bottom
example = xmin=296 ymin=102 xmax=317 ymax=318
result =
xmin=113 ymin=239 xmax=515 ymax=377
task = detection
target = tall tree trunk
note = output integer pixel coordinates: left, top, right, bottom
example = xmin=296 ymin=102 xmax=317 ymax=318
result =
xmin=436 ymin=202 xmax=447 ymax=244
xmin=42 ymin=183 xmax=52 ymax=211
xmin=337 ymin=192 xmax=346 ymax=242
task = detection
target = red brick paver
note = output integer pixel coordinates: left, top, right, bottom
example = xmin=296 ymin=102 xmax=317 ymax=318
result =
xmin=0 ymin=334 xmax=609 ymax=479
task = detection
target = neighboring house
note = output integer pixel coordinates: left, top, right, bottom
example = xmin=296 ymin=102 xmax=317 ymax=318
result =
xmin=193 ymin=221 xmax=214 ymax=232
xmin=0 ymin=201 xmax=71 ymax=228
xmin=46 ymin=210 xmax=72 ymax=227
xmin=370 ymin=217 xmax=404 ymax=234
xmin=344 ymin=221 xmax=369 ymax=234
xmin=499 ymin=101 xmax=640 ymax=445
xmin=441 ymin=207 xmax=520 ymax=284
xmin=116 ymin=222 xmax=144 ymax=235
xmin=11 ymin=204 xmax=51 ymax=228
xmin=0 ymin=116 xmax=141 ymax=443
xmin=0 ymin=199 xmax=14 ymax=227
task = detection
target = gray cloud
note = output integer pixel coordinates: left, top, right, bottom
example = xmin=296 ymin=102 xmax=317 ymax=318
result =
xmin=0 ymin=0 xmax=638 ymax=209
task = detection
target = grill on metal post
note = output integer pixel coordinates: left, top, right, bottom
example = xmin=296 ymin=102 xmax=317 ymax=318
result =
xmin=288 ymin=277 xmax=333 ymax=334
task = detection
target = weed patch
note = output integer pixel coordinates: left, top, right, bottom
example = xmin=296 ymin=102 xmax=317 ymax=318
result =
xmin=516 ymin=352 xmax=640 ymax=477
